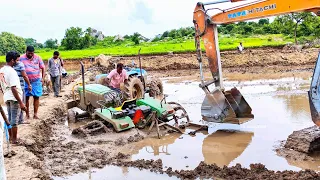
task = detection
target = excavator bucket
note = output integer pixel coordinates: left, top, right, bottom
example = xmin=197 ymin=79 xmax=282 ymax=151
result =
xmin=308 ymin=52 xmax=320 ymax=126
xmin=201 ymin=87 xmax=254 ymax=124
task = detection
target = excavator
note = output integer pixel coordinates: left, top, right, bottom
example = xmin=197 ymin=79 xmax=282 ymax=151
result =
xmin=193 ymin=0 xmax=320 ymax=126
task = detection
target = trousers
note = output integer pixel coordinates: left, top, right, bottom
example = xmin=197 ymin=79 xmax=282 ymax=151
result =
xmin=50 ymin=75 xmax=60 ymax=96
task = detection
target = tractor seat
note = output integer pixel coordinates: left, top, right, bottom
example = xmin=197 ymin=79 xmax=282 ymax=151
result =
xmin=115 ymin=99 xmax=137 ymax=111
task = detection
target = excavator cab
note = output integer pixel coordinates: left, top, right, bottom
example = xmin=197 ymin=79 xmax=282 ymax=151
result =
xmin=308 ymin=52 xmax=320 ymax=126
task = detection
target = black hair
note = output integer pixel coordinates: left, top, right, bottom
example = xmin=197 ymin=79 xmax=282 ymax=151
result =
xmin=54 ymin=51 xmax=59 ymax=56
xmin=117 ymin=63 xmax=124 ymax=69
xmin=6 ymin=51 xmax=20 ymax=63
xmin=26 ymin=45 xmax=35 ymax=52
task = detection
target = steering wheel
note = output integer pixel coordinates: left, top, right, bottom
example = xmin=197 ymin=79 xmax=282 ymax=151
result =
xmin=104 ymin=91 xmax=118 ymax=100
xmin=104 ymin=90 xmax=123 ymax=107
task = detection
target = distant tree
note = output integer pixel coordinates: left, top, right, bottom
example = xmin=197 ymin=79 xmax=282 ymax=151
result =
xmin=25 ymin=38 xmax=37 ymax=47
xmin=225 ymin=24 xmax=235 ymax=33
xmin=81 ymin=28 xmax=97 ymax=48
xmin=258 ymin=19 xmax=269 ymax=25
xmin=179 ymin=28 xmax=188 ymax=37
xmin=131 ymin=32 xmax=141 ymax=45
xmin=44 ymin=38 xmax=58 ymax=49
xmin=152 ymin=37 xmax=160 ymax=42
xmin=168 ymin=29 xmax=177 ymax=38
xmin=61 ymin=27 xmax=83 ymax=50
xmin=243 ymin=25 xmax=254 ymax=34
xmin=288 ymin=12 xmax=310 ymax=44
xmin=25 ymin=38 xmax=43 ymax=49
xmin=161 ymin=31 xmax=169 ymax=39
xmin=0 ymin=32 xmax=25 ymax=55
xmin=123 ymin=35 xmax=130 ymax=39
xmin=61 ymin=27 xmax=98 ymax=50
xmin=237 ymin=22 xmax=247 ymax=26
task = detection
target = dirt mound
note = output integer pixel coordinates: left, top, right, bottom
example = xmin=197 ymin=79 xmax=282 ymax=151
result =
xmin=102 ymin=48 xmax=320 ymax=72
xmin=284 ymin=126 xmax=320 ymax=153
xmin=113 ymin=159 xmax=163 ymax=172
xmin=127 ymin=133 xmax=144 ymax=143
xmin=115 ymin=132 xmax=145 ymax=146
xmin=109 ymin=158 xmax=320 ymax=180
xmin=72 ymin=120 xmax=112 ymax=138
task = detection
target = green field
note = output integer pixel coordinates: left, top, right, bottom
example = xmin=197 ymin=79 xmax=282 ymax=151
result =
xmin=0 ymin=34 xmax=293 ymax=62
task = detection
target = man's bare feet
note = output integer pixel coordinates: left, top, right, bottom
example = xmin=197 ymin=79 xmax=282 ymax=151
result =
xmin=33 ymin=115 xmax=39 ymax=119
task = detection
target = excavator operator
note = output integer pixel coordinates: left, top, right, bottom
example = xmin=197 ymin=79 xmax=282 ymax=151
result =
xmin=104 ymin=63 xmax=128 ymax=92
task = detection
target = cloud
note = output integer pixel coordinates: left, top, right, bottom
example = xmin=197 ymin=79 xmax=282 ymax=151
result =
xmin=131 ymin=1 xmax=153 ymax=24
xmin=0 ymin=0 xmax=268 ymax=43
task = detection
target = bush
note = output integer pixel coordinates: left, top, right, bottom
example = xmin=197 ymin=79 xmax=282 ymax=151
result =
xmin=61 ymin=27 xmax=97 ymax=50
xmin=0 ymin=32 xmax=25 ymax=55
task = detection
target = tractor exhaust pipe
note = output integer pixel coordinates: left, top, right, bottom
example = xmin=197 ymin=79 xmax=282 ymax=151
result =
xmin=80 ymin=61 xmax=90 ymax=107
xmin=138 ymin=48 xmax=146 ymax=99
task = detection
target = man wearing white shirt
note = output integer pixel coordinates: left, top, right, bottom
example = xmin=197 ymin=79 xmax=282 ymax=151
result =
xmin=238 ymin=42 xmax=244 ymax=53
xmin=0 ymin=51 xmax=26 ymax=145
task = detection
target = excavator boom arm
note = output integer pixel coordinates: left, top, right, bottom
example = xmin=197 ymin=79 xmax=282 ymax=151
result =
xmin=209 ymin=0 xmax=320 ymax=24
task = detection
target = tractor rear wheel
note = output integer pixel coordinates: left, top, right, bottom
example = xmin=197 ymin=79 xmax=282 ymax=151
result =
xmin=148 ymin=78 xmax=164 ymax=98
xmin=123 ymin=76 xmax=144 ymax=100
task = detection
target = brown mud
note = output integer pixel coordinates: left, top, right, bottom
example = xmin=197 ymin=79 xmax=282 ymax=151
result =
xmin=4 ymin=47 xmax=320 ymax=179
xmin=120 ymin=159 xmax=320 ymax=180
xmin=63 ymin=47 xmax=318 ymax=72
xmin=62 ymin=47 xmax=317 ymax=83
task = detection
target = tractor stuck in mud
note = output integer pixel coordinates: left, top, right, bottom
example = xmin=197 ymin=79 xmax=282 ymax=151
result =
xmin=67 ymin=59 xmax=190 ymax=137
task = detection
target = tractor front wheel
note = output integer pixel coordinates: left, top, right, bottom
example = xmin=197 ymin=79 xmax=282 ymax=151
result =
xmin=147 ymin=78 xmax=164 ymax=98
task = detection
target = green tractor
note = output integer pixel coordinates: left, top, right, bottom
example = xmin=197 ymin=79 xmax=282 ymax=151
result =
xmin=67 ymin=62 xmax=189 ymax=133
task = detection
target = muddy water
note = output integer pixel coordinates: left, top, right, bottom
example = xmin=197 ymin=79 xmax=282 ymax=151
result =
xmin=60 ymin=77 xmax=318 ymax=179
xmin=53 ymin=165 xmax=178 ymax=180
xmin=123 ymin=77 xmax=318 ymax=172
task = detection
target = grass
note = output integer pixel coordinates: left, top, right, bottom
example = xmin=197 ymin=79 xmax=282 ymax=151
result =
xmin=0 ymin=34 xmax=293 ymax=62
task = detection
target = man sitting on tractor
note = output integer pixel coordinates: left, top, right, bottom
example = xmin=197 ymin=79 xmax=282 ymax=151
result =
xmin=104 ymin=63 xmax=128 ymax=92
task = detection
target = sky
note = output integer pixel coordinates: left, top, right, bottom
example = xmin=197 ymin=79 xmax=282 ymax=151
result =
xmin=0 ymin=0 xmax=258 ymax=43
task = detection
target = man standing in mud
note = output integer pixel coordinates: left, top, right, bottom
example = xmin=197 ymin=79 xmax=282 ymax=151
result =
xmin=20 ymin=46 xmax=45 ymax=120
xmin=47 ymin=51 xmax=63 ymax=97
xmin=104 ymin=63 xmax=128 ymax=92
xmin=13 ymin=55 xmax=32 ymax=124
xmin=0 ymin=51 xmax=27 ymax=145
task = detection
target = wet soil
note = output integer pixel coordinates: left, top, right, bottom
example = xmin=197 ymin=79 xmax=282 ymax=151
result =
xmin=5 ymin=75 xmax=319 ymax=180
xmin=5 ymin=47 xmax=320 ymax=179
xmin=62 ymin=47 xmax=316 ymax=83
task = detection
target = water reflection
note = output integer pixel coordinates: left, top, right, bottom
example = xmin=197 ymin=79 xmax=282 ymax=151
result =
xmin=124 ymin=129 xmax=254 ymax=170
xmin=53 ymin=165 xmax=177 ymax=180
xmin=161 ymin=80 xmax=316 ymax=171
xmin=202 ymin=130 xmax=254 ymax=167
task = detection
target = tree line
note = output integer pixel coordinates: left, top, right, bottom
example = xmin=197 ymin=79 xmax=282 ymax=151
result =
xmin=1 ymin=12 xmax=320 ymax=55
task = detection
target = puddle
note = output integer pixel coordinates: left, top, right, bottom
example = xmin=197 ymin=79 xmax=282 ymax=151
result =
xmin=123 ymin=130 xmax=254 ymax=170
xmin=58 ymin=77 xmax=320 ymax=179
xmin=53 ymin=165 xmax=178 ymax=180
xmin=65 ymin=119 xmax=92 ymax=130
xmin=123 ymin=78 xmax=317 ymax=172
